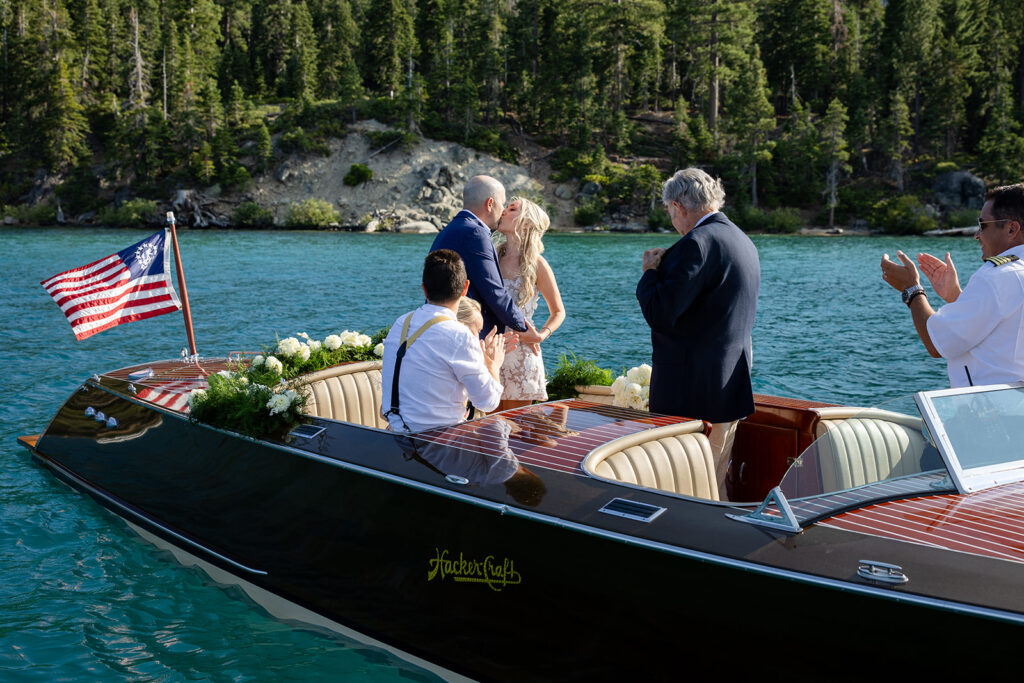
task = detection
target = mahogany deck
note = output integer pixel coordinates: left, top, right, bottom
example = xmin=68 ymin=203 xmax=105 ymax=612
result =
xmin=101 ymin=360 xmax=694 ymax=474
xmin=820 ymin=483 xmax=1024 ymax=565
xmin=416 ymin=401 xmax=699 ymax=475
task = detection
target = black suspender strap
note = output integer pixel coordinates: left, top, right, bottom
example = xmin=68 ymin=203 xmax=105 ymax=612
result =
xmin=387 ymin=314 xmax=448 ymax=425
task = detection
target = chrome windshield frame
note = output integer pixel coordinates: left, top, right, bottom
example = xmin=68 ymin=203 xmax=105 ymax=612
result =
xmin=915 ymin=382 xmax=1024 ymax=494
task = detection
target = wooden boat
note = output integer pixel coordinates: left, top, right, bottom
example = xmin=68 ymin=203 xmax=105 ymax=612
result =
xmin=17 ymin=358 xmax=1024 ymax=679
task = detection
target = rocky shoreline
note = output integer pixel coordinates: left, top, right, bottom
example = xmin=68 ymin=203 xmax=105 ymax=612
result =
xmin=2 ymin=121 xmax=988 ymax=236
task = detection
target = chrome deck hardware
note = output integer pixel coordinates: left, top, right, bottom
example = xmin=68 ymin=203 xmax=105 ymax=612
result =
xmin=857 ymin=560 xmax=909 ymax=585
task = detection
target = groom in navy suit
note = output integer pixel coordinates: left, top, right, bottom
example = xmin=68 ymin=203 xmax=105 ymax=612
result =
xmin=431 ymin=175 xmax=543 ymax=344
xmin=636 ymin=168 xmax=760 ymax=500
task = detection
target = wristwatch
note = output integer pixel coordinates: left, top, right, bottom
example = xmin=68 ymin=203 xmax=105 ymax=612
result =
xmin=901 ymin=284 xmax=926 ymax=306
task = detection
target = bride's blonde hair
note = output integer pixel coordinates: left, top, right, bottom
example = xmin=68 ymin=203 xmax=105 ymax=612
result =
xmin=496 ymin=197 xmax=550 ymax=307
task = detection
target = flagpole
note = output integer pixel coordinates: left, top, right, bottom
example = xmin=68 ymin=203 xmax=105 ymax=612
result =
xmin=166 ymin=211 xmax=198 ymax=357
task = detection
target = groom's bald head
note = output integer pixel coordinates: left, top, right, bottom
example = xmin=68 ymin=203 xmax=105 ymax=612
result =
xmin=463 ymin=175 xmax=506 ymax=229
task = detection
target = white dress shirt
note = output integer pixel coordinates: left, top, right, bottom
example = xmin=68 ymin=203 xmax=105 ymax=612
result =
xmin=927 ymin=244 xmax=1024 ymax=387
xmin=381 ymin=304 xmax=503 ymax=432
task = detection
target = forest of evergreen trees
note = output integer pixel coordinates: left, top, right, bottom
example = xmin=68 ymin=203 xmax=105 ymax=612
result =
xmin=4 ymin=0 xmax=1024 ymax=228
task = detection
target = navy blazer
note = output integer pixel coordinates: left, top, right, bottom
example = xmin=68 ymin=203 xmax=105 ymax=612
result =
xmin=431 ymin=210 xmax=526 ymax=335
xmin=635 ymin=212 xmax=760 ymax=423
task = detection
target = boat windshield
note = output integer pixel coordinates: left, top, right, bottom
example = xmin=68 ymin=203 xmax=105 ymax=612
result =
xmin=775 ymin=395 xmax=953 ymax=524
xmin=916 ymin=382 xmax=1024 ymax=493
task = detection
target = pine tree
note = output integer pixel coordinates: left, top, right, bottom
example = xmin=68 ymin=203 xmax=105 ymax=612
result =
xmin=882 ymin=90 xmax=913 ymax=192
xmin=363 ymin=0 xmax=415 ymax=97
xmin=761 ymin=0 xmax=833 ymax=110
xmin=287 ymin=0 xmax=318 ymax=103
xmin=725 ymin=45 xmax=775 ymax=206
xmin=315 ymin=0 xmax=361 ymax=100
xmin=820 ymin=97 xmax=850 ymax=226
xmin=43 ymin=53 xmax=89 ymax=172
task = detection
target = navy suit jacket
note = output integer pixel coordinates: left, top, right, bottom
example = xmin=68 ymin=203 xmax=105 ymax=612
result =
xmin=635 ymin=212 xmax=760 ymax=423
xmin=431 ymin=210 xmax=526 ymax=335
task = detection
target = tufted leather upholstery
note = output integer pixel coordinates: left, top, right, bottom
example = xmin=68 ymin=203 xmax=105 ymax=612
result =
xmin=301 ymin=361 xmax=387 ymax=429
xmin=583 ymin=421 xmax=718 ymax=500
xmin=811 ymin=407 xmax=927 ymax=491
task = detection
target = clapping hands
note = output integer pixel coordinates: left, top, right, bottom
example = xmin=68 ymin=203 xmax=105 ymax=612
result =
xmin=918 ymin=252 xmax=961 ymax=303
xmin=481 ymin=326 xmax=506 ymax=380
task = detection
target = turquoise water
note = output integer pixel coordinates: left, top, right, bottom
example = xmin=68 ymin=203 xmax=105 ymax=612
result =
xmin=1 ymin=227 xmax=980 ymax=679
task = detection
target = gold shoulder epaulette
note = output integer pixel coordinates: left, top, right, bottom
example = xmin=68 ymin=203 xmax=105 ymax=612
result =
xmin=984 ymin=255 xmax=1021 ymax=267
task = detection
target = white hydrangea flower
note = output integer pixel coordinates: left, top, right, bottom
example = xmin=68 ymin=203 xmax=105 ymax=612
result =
xmin=355 ymin=334 xmax=372 ymax=347
xmin=265 ymin=356 xmax=283 ymax=375
xmin=297 ymin=332 xmax=310 ymax=340
xmin=339 ymin=330 xmax=358 ymax=345
xmin=308 ymin=339 xmax=321 ymax=353
xmin=624 ymin=382 xmax=643 ymax=402
xmin=187 ymin=388 xmax=207 ymax=407
xmin=251 ymin=355 xmax=265 ymax=366
xmin=611 ymin=375 xmax=627 ymax=397
xmin=374 ymin=342 xmax=385 ymax=357
xmin=266 ymin=393 xmax=291 ymax=416
xmin=283 ymin=389 xmax=298 ymax=402
xmin=296 ymin=344 xmax=311 ymax=362
xmin=277 ymin=337 xmax=303 ymax=357
xmin=217 ymin=369 xmax=233 ymax=379
xmin=626 ymin=364 xmax=652 ymax=386
xmin=324 ymin=335 xmax=342 ymax=350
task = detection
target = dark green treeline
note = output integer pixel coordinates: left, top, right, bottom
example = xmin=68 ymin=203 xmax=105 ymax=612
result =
xmin=4 ymin=0 xmax=1024 ymax=222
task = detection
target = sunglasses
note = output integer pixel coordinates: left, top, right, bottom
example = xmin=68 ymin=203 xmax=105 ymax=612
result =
xmin=978 ymin=218 xmax=1015 ymax=231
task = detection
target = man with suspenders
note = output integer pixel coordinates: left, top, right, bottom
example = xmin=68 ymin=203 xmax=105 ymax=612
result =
xmin=881 ymin=183 xmax=1024 ymax=387
xmin=381 ymin=250 xmax=507 ymax=432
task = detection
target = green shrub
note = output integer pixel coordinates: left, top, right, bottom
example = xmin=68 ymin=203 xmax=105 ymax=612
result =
xmin=944 ymin=207 xmax=978 ymax=228
xmin=729 ymin=205 xmax=803 ymax=233
xmin=98 ymin=198 xmax=158 ymax=227
xmin=871 ymin=195 xmax=938 ymax=234
xmin=648 ymin=206 xmax=672 ymax=230
xmin=233 ymin=201 xmax=274 ymax=227
xmin=219 ymin=163 xmax=252 ymax=191
xmin=546 ymin=353 xmax=614 ymax=400
xmin=279 ymin=126 xmax=330 ymax=156
xmin=365 ymin=129 xmax=415 ymax=151
xmin=832 ymin=179 xmax=892 ymax=224
xmin=574 ymin=199 xmax=604 ymax=226
xmin=935 ymin=161 xmax=960 ymax=174
xmin=343 ymin=163 xmax=373 ymax=186
xmin=285 ymin=198 xmax=340 ymax=227
xmin=5 ymin=202 xmax=60 ymax=225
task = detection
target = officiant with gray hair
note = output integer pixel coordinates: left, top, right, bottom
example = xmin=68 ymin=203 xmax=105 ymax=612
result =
xmin=635 ymin=167 xmax=761 ymax=500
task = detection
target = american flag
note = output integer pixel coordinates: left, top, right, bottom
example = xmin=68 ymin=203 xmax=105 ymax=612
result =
xmin=41 ymin=230 xmax=182 ymax=340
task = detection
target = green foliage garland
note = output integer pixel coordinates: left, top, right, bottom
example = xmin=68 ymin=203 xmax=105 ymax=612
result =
xmin=188 ymin=328 xmax=388 ymax=439
xmin=546 ymin=353 xmax=614 ymax=400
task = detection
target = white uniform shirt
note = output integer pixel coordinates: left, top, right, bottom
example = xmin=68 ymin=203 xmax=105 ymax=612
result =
xmin=927 ymin=244 xmax=1024 ymax=387
xmin=380 ymin=304 xmax=503 ymax=432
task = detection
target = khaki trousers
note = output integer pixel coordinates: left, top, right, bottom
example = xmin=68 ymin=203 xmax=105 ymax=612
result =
xmin=708 ymin=420 xmax=739 ymax=501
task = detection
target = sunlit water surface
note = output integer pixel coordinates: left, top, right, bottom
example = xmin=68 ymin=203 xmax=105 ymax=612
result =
xmin=0 ymin=227 xmax=979 ymax=680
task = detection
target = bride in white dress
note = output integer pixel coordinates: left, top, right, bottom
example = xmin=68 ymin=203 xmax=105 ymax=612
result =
xmin=494 ymin=197 xmax=566 ymax=412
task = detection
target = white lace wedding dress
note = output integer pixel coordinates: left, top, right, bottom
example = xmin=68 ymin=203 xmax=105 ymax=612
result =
xmin=499 ymin=275 xmax=547 ymax=401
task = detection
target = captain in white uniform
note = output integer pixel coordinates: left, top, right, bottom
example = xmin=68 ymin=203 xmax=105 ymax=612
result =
xmin=881 ymin=182 xmax=1024 ymax=387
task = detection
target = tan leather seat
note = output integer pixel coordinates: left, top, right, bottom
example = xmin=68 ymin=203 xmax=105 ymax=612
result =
xmin=583 ymin=421 xmax=718 ymax=500
xmin=811 ymin=407 xmax=927 ymax=491
xmin=301 ymin=361 xmax=387 ymax=429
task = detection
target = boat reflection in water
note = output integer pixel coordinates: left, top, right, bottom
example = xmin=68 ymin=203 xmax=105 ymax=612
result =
xmin=17 ymin=357 xmax=1024 ymax=680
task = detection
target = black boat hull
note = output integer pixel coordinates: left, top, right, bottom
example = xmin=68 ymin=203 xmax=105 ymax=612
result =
xmin=27 ymin=378 xmax=1024 ymax=680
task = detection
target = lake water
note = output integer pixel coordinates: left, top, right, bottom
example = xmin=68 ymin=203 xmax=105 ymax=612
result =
xmin=0 ymin=227 xmax=980 ymax=680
